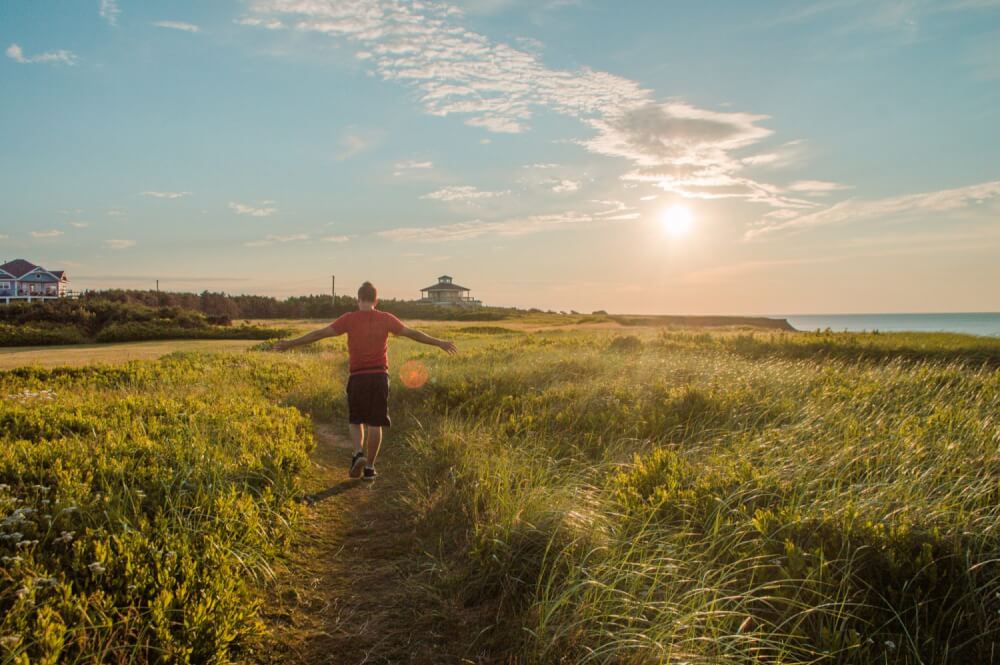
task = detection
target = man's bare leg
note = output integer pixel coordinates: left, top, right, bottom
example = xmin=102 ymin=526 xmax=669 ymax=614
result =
xmin=349 ymin=423 xmax=366 ymax=454
xmin=366 ymin=426 xmax=383 ymax=467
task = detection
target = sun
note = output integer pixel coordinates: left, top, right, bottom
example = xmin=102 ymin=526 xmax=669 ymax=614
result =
xmin=660 ymin=204 xmax=694 ymax=237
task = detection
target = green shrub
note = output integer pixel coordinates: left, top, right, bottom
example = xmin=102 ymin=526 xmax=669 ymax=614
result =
xmin=0 ymin=323 xmax=88 ymax=346
xmin=0 ymin=353 xmax=328 ymax=663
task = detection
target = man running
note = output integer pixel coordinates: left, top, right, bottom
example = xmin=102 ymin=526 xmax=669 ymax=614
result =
xmin=273 ymin=281 xmax=457 ymax=480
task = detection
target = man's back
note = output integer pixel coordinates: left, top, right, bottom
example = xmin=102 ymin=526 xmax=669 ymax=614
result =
xmin=329 ymin=310 xmax=404 ymax=375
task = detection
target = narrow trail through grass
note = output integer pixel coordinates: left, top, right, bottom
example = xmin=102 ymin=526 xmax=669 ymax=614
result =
xmin=256 ymin=423 xmax=462 ymax=665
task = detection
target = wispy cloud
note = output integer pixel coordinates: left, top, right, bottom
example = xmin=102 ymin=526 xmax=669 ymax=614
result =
xmin=747 ymin=180 xmax=1000 ymax=239
xmin=379 ymin=206 xmax=634 ymax=243
xmin=229 ymin=201 xmax=278 ymax=217
xmin=239 ymin=1 xmax=810 ymax=208
xmin=152 ymin=21 xmax=201 ymax=33
xmin=393 ymin=160 xmax=434 ymax=176
xmin=0 ymin=235 xmax=9 ymax=240
xmin=421 ymin=186 xmax=508 ymax=202
xmin=100 ymin=0 xmax=120 ymax=26
xmin=336 ymin=130 xmax=381 ymax=160
xmin=321 ymin=235 xmax=351 ymax=243
xmin=548 ymin=179 xmax=580 ymax=193
xmin=67 ymin=221 xmax=89 ymax=228
xmin=786 ymin=180 xmax=852 ymax=194
xmin=6 ymin=43 xmax=77 ymax=66
xmin=245 ymin=233 xmax=309 ymax=247
xmin=235 ymin=16 xmax=285 ymax=30
xmin=106 ymin=239 xmax=136 ymax=250
xmin=141 ymin=191 xmax=191 ymax=199
xmin=31 ymin=230 xmax=64 ymax=238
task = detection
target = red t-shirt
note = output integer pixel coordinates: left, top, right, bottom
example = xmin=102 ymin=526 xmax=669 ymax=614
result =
xmin=329 ymin=310 xmax=405 ymax=376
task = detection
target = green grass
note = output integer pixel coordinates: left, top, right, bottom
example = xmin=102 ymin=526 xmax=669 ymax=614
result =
xmin=2 ymin=328 xmax=999 ymax=663
xmin=377 ymin=329 xmax=1000 ymax=663
xmin=0 ymin=352 xmax=340 ymax=663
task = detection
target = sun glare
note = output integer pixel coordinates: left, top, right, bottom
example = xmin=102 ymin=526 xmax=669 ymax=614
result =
xmin=660 ymin=204 xmax=694 ymax=237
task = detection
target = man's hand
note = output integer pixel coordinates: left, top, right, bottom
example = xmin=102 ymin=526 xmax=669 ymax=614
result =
xmin=438 ymin=340 xmax=458 ymax=355
xmin=272 ymin=340 xmax=294 ymax=352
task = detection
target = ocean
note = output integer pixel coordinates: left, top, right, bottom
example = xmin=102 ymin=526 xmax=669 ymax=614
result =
xmin=780 ymin=312 xmax=1000 ymax=337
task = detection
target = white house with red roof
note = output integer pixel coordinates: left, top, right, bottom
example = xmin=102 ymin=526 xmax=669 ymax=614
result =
xmin=0 ymin=259 xmax=71 ymax=303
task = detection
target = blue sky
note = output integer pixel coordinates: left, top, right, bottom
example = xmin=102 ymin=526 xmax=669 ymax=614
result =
xmin=1 ymin=0 xmax=998 ymax=314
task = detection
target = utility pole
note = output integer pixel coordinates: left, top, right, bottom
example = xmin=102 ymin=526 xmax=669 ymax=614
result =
xmin=331 ymin=275 xmax=336 ymax=309
xmin=156 ymin=280 xmax=159 ymax=294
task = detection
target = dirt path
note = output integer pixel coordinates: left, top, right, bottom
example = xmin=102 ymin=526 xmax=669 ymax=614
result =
xmin=255 ymin=422 xmax=466 ymax=665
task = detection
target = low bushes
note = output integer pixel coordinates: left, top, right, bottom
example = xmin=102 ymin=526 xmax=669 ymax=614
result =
xmin=0 ymin=301 xmax=290 ymax=347
xmin=0 ymin=353 xmax=331 ymax=663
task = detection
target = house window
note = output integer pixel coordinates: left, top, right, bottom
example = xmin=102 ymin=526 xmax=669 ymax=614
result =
xmin=0 ymin=281 xmax=9 ymax=290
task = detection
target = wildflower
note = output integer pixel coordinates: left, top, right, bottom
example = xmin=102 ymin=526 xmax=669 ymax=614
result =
xmin=1 ymin=556 xmax=22 ymax=564
xmin=14 ymin=586 xmax=28 ymax=600
xmin=885 ymin=640 xmax=896 ymax=651
xmin=56 ymin=530 xmax=74 ymax=544
xmin=0 ymin=484 xmax=9 ymax=492
xmin=15 ymin=540 xmax=38 ymax=549
xmin=0 ymin=635 xmax=21 ymax=648
xmin=87 ymin=562 xmax=106 ymax=574
xmin=34 ymin=577 xmax=57 ymax=587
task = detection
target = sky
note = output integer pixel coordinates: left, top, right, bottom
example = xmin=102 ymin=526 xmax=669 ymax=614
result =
xmin=1 ymin=0 xmax=998 ymax=315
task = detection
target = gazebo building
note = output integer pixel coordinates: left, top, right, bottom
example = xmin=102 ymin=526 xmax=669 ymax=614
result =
xmin=419 ymin=275 xmax=481 ymax=307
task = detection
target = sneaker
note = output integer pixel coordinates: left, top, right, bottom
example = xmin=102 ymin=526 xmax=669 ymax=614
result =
xmin=349 ymin=451 xmax=367 ymax=479
xmin=362 ymin=466 xmax=377 ymax=482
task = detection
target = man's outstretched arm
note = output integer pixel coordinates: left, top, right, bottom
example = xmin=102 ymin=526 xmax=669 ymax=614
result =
xmin=397 ymin=326 xmax=458 ymax=354
xmin=273 ymin=325 xmax=341 ymax=351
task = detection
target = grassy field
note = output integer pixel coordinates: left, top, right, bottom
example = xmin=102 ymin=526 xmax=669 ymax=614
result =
xmin=0 ymin=339 xmax=262 ymax=370
xmin=2 ymin=327 xmax=999 ymax=663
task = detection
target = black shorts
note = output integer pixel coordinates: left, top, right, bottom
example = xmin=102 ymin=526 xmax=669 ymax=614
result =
xmin=346 ymin=373 xmax=391 ymax=427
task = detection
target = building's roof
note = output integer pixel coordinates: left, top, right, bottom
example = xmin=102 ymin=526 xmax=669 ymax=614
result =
xmin=0 ymin=259 xmax=39 ymax=278
xmin=421 ymin=282 xmax=470 ymax=292
xmin=50 ymin=271 xmax=66 ymax=280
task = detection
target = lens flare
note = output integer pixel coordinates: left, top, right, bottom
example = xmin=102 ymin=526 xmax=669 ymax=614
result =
xmin=399 ymin=359 xmax=429 ymax=389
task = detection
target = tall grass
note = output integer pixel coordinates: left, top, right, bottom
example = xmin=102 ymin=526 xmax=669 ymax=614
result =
xmin=385 ymin=330 xmax=1000 ymax=663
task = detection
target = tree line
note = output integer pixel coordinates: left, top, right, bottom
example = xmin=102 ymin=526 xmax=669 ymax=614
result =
xmin=81 ymin=289 xmax=515 ymax=321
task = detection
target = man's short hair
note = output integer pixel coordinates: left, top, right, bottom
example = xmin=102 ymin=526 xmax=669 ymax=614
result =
xmin=358 ymin=281 xmax=377 ymax=303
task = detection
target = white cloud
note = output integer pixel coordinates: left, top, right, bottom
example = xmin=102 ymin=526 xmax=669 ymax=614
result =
xmin=548 ymin=178 xmax=580 ymax=193
xmin=337 ymin=132 xmax=379 ymax=160
xmin=380 ymin=206 xmax=634 ymax=242
xmin=523 ymin=163 xmax=559 ymax=169
xmin=746 ymin=180 xmax=1000 ymax=239
xmin=100 ymin=0 xmax=120 ymax=26
xmin=392 ymin=160 xmax=434 ymax=176
xmin=421 ymin=186 xmax=508 ymax=202
xmin=235 ymin=16 xmax=285 ymax=30
xmin=31 ymin=230 xmax=64 ymax=238
xmin=0 ymin=234 xmax=8 ymax=240
xmin=245 ymin=233 xmax=309 ymax=247
xmin=787 ymin=180 xmax=851 ymax=193
xmin=152 ymin=21 xmax=201 ymax=33
xmin=229 ymin=201 xmax=278 ymax=217
xmin=321 ymin=235 xmax=351 ymax=243
xmin=141 ymin=191 xmax=191 ymax=199
xmin=239 ymin=0 xmax=811 ymax=209
xmin=67 ymin=221 xmax=89 ymax=228
xmin=107 ymin=208 xmax=126 ymax=217
xmin=106 ymin=239 xmax=136 ymax=250
xmin=6 ymin=43 xmax=77 ymax=66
